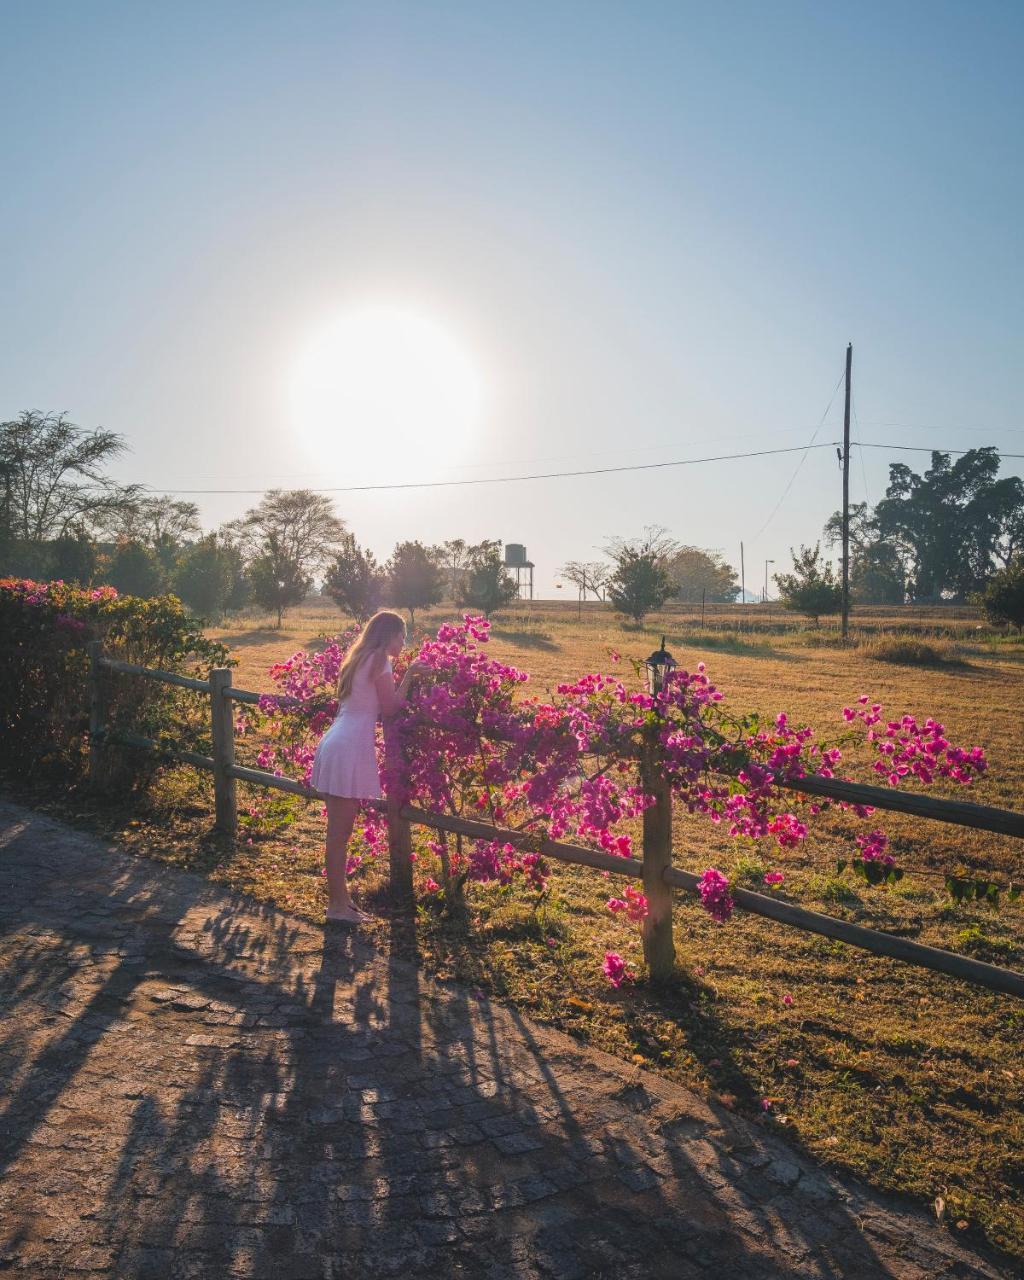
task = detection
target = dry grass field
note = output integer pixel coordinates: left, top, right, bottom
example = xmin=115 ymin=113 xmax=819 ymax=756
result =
xmin=19 ymin=596 xmax=1022 ymax=1261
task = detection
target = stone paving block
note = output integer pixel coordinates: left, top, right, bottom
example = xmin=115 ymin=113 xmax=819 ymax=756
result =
xmin=491 ymin=1131 xmax=546 ymax=1156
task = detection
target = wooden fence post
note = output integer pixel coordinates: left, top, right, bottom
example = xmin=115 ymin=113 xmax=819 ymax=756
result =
xmin=87 ymin=640 xmax=105 ymax=788
xmin=209 ymin=668 xmax=237 ymax=836
xmin=384 ymin=725 xmax=414 ymax=907
xmin=641 ymin=732 xmax=676 ymax=980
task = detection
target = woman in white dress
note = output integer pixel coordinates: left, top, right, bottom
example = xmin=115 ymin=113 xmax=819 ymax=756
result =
xmin=311 ymin=610 xmax=427 ymax=923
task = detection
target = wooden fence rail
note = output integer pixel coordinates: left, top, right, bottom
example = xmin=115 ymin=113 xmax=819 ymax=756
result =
xmin=86 ymin=644 xmax=1024 ymax=999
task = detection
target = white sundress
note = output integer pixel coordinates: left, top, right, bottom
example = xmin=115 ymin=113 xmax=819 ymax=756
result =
xmin=310 ymin=658 xmax=389 ymax=800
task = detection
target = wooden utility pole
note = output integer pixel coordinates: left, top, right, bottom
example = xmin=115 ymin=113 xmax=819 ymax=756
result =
xmin=841 ymin=343 xmax=852 ymax=640
xmin=740 ymin=541 xmax=745 ymax=607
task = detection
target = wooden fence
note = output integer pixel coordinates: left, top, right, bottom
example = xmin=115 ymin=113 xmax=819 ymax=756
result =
xmin=86 ymin=642 xmax=1024 ymax=1000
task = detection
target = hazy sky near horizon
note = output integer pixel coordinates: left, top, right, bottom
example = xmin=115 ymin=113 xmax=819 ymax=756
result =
xmin=2 ymin=1 xmax=1022 ymax=597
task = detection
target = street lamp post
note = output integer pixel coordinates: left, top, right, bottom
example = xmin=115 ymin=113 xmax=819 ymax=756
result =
xmin=764 ymin=559 xmax=774 ymax=604
xmin=643 ymin=636 xmax=677 ymax=701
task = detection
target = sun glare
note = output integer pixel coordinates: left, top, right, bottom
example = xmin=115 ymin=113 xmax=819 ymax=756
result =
xmin=289 ymin=304 xmax=482 ymax=475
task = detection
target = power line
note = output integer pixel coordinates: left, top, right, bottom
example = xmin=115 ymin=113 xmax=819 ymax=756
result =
xmin=137 ymin=439 xmax=1024 ymax=498
xmin=856 ymin=443 xmax=1024 ymax=460
xmin=753 ymin=366 xmax=848 ymax=537
xmin=141 ymin=442 xmax=846 ymax=496
xmin=852 ymin=391 xmax=871 ymax=506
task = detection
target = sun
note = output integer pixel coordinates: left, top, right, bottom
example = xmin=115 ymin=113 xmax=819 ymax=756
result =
xmin=288 ymin=304 xmax=482 ymax=476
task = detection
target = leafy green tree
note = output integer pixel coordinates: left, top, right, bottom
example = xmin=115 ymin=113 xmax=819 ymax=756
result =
xmin=457 ymin=541 xmax=520 ymax=617
xmin=822 ymin=504 xmax=905 ymax=604
xmin=225 ymin=489 xmax=344 ymax=626
xmin=324 ymin=533 xmax=385 ymax=621
xmin=386 ymin=540 xmax=444 ymax=626
xmin=872 ymin=448 xmax=1024 ymax=600
xmin=774 ymin=544 xmax=842 ymax=625
xmin=173 ymin=534 xmax=244 ymax=620
xmin=228 ymin=489 xmax=345 ymax=576
xmin=106 ymin=541 xmax=166 ymax=598
xmin=666 ymin=546 xmax=739 ymax=603
xmin=604 ymin=528 xmax=677 ymax=623
xmin=104 ymin=495 xmax=202 ymax=573
xmin=248 ymin=536 xmax=310 ymax=627
xmin=436 ymin=538 xmax=473 ymax=601
xmin=976 ymin=559 xmax=1024 ymax=632
xmin=49 ymin=532 xmax=98 ymax=586
xmin=0 ymin=410 xmax=142 ymax=543
xmin=851 ymin=542 xmax=905 ymax=605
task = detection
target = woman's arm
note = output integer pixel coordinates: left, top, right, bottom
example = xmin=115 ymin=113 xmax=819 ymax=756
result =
xmin=374 ymin=658 xmax=427 ymax=718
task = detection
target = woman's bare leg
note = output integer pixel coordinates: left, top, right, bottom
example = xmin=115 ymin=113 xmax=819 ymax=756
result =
xmin=324 ymin=796 xmax=369 ymax=921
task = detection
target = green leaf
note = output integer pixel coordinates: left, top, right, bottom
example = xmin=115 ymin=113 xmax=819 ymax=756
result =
xmin=945 ymin=875 xmax=972 ymax=903
xmin=836 ymin=859 xmax=848 ymax=876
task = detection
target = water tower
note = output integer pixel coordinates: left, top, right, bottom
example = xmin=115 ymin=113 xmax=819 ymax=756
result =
xmin=503 ymin=543 xmax=534 ymax=600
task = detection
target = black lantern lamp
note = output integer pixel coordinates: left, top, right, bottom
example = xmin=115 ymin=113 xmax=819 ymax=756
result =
xmin=644 ymin=636 xmax=677 ymax=700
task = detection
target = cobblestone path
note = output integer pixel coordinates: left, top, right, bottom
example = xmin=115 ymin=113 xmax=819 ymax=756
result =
xmin=0 ymin=801 xmax=1014 ymax=1279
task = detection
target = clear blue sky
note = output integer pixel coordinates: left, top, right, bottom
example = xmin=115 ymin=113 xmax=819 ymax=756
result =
xmin=2 ymin=1 xmax=1021 ymax=596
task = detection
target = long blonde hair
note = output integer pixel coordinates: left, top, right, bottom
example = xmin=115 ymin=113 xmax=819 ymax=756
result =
xmin=336 ymin=610 xmax=405 ymax=704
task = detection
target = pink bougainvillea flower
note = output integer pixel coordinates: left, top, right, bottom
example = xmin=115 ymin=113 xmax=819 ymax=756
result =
xmin=602 ymin=951 xmax=628 ymax=988
xmin=763 ymin=871 xmax=785 ymax=887
xmin=698 ymin=868 xmax=734 ymax=923
xmin=606 ymin=885 xmax=648 ymax=922
xmin=781 ymin=993 xmax=794 ymax=1008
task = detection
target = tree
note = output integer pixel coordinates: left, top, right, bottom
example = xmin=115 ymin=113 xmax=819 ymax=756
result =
xmin=174 ymin=534 xmax=245 ymax=621
xmin=226 ymin=490 xmax=345 ymax=626
xmin=0 ymin=410 xmax=142 ymax=542
xmin=850 ymin=542 xmax=905 ymax=605
xmin=603 ymin=528 xmax=677 ymax=623
xmin=457 ymin=541 xmax=520 ymax=617
xmin=387 ymin=541 xmax=444 ymax=625
xmin=872 ymin=448 xmax=1024 ymax=601
xmin=823 ymin=503 xmax=905 ymax=604
xmin=324 ymin=533 xmax=385 ymax=621
xmin=248 ymin=536 xmax=310 ymax=627
xmin=560 ymin=561 xmax=611 ymax=603
xmin=436 ymin=538 xmax=473 ymax=601
xmin=774 ymin=544 xmax=842 ymax=625
xmin=49 ymin=531 xmax=98 ymax=586
xmin=976 ymin=559 xmax=1024 ymax=632
xmin=103 ymin=495 xmax=202 ymax=573
xmin=229 ymin=489 xmax=345 ymax=575
xmin=666 ymin=546 xmax=739 ymax=603
xmin=106 ymin=541 xmax=166 ymax=598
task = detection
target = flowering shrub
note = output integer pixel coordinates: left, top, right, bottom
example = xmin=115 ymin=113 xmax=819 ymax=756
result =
xmin=250 ymin=615 xmax=990 ymax=978
xmin=697 ymin=868 xmax=735 ymax=924
xmin=0 ymin=577 xmax=228 ymax=783
xmin=607 ymin=885 xmax=650 ymax=922
xmin=603 ymin=951 xmax=630 ymax=988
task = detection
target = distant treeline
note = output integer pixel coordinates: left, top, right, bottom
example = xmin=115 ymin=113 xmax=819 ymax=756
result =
xmin=2 ymin=410 xmax=1022 ymax=629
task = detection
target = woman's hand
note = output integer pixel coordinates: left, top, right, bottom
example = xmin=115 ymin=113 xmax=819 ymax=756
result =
xmin=407 ymin=660 xmax=432 ymax=676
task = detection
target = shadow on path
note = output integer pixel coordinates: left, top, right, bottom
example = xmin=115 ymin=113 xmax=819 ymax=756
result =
xmin=0 ymin=800 xmax=1013 ymax=1279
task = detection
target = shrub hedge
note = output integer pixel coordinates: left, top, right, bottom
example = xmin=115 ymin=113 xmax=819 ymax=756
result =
xmin=0 ymin=578 xmax=229 ymax=786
